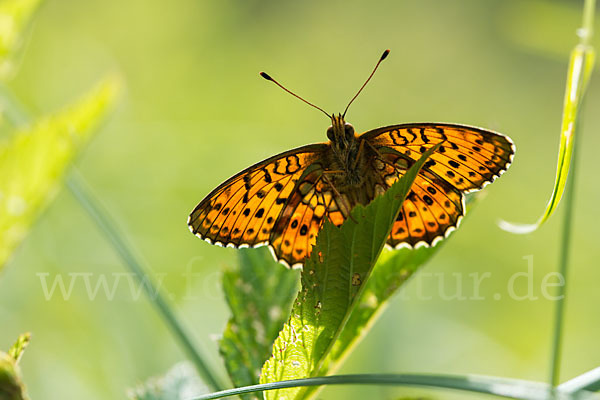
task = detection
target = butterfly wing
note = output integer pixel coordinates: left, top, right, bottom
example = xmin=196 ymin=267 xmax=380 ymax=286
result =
xmin=362 ymin=123 xmax=514 ymax=248
xmin=191 ymin=123 xmax=515 ymax=263
xmin=268 ymin=167 xmax=349 ymax=267
xmin=188 ymin=143 xmax=330 ymax=266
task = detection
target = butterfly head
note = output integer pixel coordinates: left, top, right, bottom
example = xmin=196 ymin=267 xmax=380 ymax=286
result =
xmin=327 ymin=113 xmax=356 ymax=157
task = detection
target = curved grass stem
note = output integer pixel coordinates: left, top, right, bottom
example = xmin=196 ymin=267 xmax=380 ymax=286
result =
xmin=67 ymin=172 xmax=225 ymax=392
xmin=191 ymin=373 xmax=598 ymax=400
xmin=549 ymin=0 xmax=596 ymax=387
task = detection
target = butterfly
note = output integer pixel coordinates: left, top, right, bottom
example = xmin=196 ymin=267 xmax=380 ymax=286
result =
xmin=188 ymin=50 xmax=515 ymax=268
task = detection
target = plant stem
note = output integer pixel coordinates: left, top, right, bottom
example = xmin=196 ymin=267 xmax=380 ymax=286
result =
xmin=192 ymin=373 xmax=593 ymax=400
xmin=579 ymin=0 xmax=596 ymax=46
xmin=67 ymin=171 xmax=225 ymax=391
xmin=559 ymin=366 xmax=600 ymax=393
xmin=549 ymin=0 xmax=595 ymax=386
xmin=548 ymin=121 xmax=579 ymax=387
xmin=0 ymin=77 xmax=225 ymax=391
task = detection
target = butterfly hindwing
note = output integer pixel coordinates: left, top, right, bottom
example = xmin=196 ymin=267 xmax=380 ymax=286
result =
xmin=188 ymin=144 xmax=328 ymax=253
xmin=370 ymin=148 xmax=464 ymax=247
xmin=390 ymin=175 xmax=464 ymax=248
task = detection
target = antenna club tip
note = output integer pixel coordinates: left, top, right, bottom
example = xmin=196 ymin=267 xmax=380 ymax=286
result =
xmin=260 ymin=72 xmax=273 ymax=81
xmin=381 ymin=49 xmax=390 ymax=60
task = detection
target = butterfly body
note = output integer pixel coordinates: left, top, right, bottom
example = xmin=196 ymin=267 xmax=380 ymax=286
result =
xmin=326 ymin=114 xmax=360 ymax=172
xmin=189 ymin=118 xmax=514 ymax=267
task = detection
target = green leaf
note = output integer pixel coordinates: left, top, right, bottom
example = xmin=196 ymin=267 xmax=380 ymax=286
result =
xmin=317 ymin=246 xmax=439 ymax=377
xmin=0 ymin=333 xmax=31 ymax=400
xmin=0 ymin=0 xmax=43 ymax=79
xmin=219 ymin=247 xmax=299 ymax=399
xmin=314 ymin=194 xmax=479 ymax=385
xmin=259 ymin=144 xmax=440 ymax=400
xmin=0 ymin=354 xmax=25 ymax=400
xmin=499 ymin=43 xmax=595 ymax=234
xmin=6 ymin=333 xmax=29 ymax=364
xmin=0 ymin=76 xmax=120 ymax=272
xmin=128 ymin=362 xmax=207 ymax=400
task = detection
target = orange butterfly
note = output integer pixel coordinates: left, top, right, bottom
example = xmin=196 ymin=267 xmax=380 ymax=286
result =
xmin=188 ymin=50 xmax=515 ymax=267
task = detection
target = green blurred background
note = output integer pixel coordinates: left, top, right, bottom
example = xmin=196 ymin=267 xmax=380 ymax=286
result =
xmin=1 ymin=0 xmax=599 ymax=398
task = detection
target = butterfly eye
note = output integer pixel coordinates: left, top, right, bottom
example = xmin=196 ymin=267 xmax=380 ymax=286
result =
xmin=344 ymin=123 xmax=354 ymax=139
xmin=326 ymin=126 xmax=334 ymax=141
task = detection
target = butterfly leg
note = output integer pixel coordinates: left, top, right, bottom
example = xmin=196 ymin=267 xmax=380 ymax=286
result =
xmin=366 ymin=141 xmax=421 ymax=177
xmin=365 ymin=140 xmax=400 ymax=168
xmin=320 ymin=172 xmax=357 ymax=223
xmin=352 ymin=139 xmax=366 ymax=169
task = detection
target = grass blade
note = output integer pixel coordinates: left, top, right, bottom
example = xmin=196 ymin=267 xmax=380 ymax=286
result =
xmin=0 ymin=77 xmax=119 ymax=272
xmin=499 ymin=12 xmax=595 ymax=234
xmin=0 ymin=0 xmax=42 ymax=79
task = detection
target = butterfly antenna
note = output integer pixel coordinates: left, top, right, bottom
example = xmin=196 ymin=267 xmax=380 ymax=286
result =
xmin=342 ymin=49 xmax=390 ymax=118
xmin=260 ymin=72 xmax=331 ymax=119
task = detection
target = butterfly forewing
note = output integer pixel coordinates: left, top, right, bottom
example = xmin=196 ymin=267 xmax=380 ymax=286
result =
xmin=364 ymin=123 xmax=514 ymax=193
xmin=188 ymin=144 xmax=328 ymax=256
